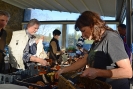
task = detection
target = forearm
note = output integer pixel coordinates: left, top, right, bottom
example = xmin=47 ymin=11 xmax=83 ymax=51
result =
xmin=62 ymin=54 xmax=88 ymax=73
xmin=98 ymin=59 xmax=133 ymax=79
xmin=97 ymin=67 xmax=132 ymax=79
xmin=30 ymin=56 xmax=41 ymax=63
xmin=82 ymin=58 xmax=132 ymax=79
xmin=30 ymin=56 xmax=48 ymax=66
xmin=110 ymin=67 xmax=132 ymax=78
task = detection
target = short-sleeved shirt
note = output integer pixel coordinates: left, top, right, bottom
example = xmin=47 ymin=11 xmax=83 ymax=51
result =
xmin=88 ymin=30 xmax=129 ymax=89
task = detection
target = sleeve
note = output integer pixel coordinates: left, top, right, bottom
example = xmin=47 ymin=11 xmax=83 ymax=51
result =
xmin=51 ymin=41 xmax=57 ymax=54
xmin=51 ymin=41 xmax=61 ymax=55
xmin=107 ymin=34 xmax=128 ymax=63
xmin=4 ymin=30 xmax=7 ymax=44
xmin=23 ymin=42 xmax=32 ymax=63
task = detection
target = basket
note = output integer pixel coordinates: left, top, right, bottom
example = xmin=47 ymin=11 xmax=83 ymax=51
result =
xmin=58 ymin=72 xmax=112 ymax=89
xmin=77 ymin=77 xmax=112 ymax=89
xmin=58 ymin=75 xmax=75 ymax=89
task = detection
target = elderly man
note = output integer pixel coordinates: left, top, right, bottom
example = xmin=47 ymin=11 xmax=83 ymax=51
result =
xmin=23 ymin=19 xmax=48 ymax=69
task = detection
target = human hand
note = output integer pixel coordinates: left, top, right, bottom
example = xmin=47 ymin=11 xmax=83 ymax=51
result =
xmin=39 ymin=59 xmax=49 ymax=66
xmin=61 ymin=50 xmax=65 ymax=54
xmin=55 ymin=69 xmax=63 ymax=79
xmin=36 ymin=36 xmax=44 ymax=44
xmin=61 ymin=48 xmax=65 ymax=53
xmin=40 ymin=36 xmax=44 ymax=40
xmin=81 ymin=68 xmax=98 ymax=79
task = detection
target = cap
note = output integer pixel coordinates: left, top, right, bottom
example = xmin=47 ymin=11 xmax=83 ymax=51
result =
xmin=76 ymin=36 xmax=85 ymax=47
xmin=75 ymin=27 xmax=80 ymax=31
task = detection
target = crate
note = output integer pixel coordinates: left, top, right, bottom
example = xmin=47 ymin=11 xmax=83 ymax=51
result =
xmin=58 ymin=72 xmax=112 ymax=89
xmin=58 ymin=75 xmax=75 ymax=89
xmin=0 ymin=69 xmax=32 ymax=84
xmin=77 ymin=77 xmax=112 ymax=89
xmin=15 ymin=74 xmax=58 ymax=89
xmin=0 ymin=73 xmax=21 ymax=84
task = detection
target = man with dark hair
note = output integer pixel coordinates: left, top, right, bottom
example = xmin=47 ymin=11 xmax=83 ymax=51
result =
xmin=118 ymin=24 xmax=126 ymax=28
xmin=118 ymin=24 xmax=126 ymax=43
xmin=49 ymin=29 xmax=62 ymax=66
xmin=52 ymin=29 xmax=61 ymax=36
xmin=0 ymin=10 xmax=10 ymax=72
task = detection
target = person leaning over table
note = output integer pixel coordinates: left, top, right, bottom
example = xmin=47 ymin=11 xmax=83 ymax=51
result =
xmin=55 ymin=11 xmax=132 ymax=89
xmin=23 ymin=19 xmax=48 ymax=69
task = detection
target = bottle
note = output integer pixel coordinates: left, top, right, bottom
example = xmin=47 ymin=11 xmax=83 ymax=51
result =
xmin=4 ymin=45 xmax=10 ymax=73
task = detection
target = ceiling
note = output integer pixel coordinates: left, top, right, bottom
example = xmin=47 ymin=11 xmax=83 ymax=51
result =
xmin=2 ymin=0 xmax=125 ymax=21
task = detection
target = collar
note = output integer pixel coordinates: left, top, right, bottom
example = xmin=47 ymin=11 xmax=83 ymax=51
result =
xmin=53 ymin=37 xmax=58 ymax=41
xmin=26 ymin=30 xmax=34 ymax=38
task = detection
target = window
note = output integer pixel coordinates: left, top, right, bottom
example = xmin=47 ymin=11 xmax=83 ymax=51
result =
xmin=123 ymin=17 xmax=126 ymax=25
xmin=66 ymin=24 xmax=81 ymax=47
xmin=23 ymin=9 xmax=117 ymax=51
xmin=66 ymin=24 xmax=93 ymax=51
xmin=107 ymin=24 xmax=117 ymax=30
xmin=36 ymin=24 xmax=62 ymax=45
xmin=24 ymin=9 xmax=80 ymax=21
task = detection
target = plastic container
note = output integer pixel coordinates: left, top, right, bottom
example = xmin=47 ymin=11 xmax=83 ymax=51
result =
xmin=15 ymin=74 xmax=58 ymax=89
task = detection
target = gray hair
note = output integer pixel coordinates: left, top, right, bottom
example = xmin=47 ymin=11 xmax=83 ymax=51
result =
xmin=0 ymin=10 xmax=10 ymax=19
xmin=27 ymin=19 xmax=40 ymax=28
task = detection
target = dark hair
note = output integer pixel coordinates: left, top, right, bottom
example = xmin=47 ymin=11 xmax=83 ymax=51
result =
xmin=118 ymin=24 xmax=126 ymax=29
xmin=53 ymin=29 xmax=61 ymax=36
xmin=27 ymin=19 xmax=40 ymax=28
xmin=0 ymin=10 xmax=10 ymax=19
xmin=76 ymin=36 xmax=84 ymax=47
xmin=75 ymin=11 xmax=114 ymax=41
